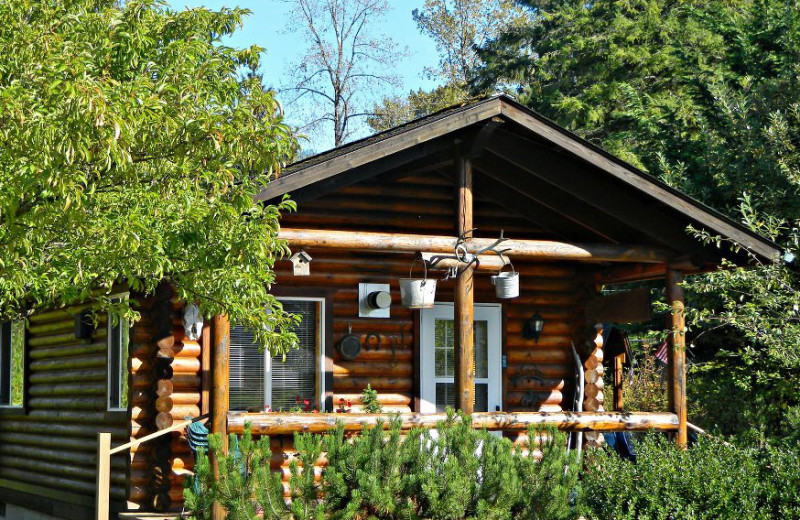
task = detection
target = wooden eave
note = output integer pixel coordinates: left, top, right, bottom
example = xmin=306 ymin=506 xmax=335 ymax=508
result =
xmin=257 ymin=95 xmax=781 ymax=266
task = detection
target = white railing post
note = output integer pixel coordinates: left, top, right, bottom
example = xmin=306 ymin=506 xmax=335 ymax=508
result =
xmin=96 ymin=432 xmax=111 ymax=520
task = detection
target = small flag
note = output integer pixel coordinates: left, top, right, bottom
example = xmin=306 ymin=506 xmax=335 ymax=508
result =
xmin=655 ymin=340 xmax=669 ymax=364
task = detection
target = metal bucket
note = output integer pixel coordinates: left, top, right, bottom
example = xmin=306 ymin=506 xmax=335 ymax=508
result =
xmin=491 ymin=263 xmax=519 ymax=299
xmin=400 ymin=259 xmax=437 ymax=308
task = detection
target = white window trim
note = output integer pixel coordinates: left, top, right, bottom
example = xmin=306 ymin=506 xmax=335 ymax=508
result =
xmin=107 ymin=293 xmax=129 ymax=412
xmin=0 ymin=321 xmax=23 ymax=409
xmin=419 ymin=303 xmax=503 ymax=414
xmin=262 ymin=297 xmax=326 ymax=411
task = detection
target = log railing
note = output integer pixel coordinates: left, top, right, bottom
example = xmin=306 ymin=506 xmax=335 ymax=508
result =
xmin=227 ymin=411 xmax=679 ymax=436
xmin=95 ymin=415 xmax=208 ymax=520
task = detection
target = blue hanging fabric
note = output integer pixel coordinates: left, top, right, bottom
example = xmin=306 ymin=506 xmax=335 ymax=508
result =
xmin=187 ymin=420 xmax=209 ymax=455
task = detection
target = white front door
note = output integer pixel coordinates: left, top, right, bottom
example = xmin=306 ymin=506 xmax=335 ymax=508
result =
xmin=420 ymin=303 xmax=502 ymax=414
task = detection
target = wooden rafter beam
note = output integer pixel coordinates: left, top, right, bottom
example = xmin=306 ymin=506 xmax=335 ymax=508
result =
xmin=484 ymin=129 xmax=711 ymax=256
xmin=279 ymin=228 xmax=672 ymax=263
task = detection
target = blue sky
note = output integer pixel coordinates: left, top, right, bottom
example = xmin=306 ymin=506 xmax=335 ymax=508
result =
xmin=168 ymin=1 xmax=441 ymax=151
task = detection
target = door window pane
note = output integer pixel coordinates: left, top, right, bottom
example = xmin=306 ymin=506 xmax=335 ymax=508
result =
xmin=474 ymin=321 xmax=488 ymax=379
xmin=435 ymin=382 xmax=454 ymax=412
xmin=434 ymin=319 xmax=453 ymax=377
xmin=475 ymin=383 xmax=488 ymax=412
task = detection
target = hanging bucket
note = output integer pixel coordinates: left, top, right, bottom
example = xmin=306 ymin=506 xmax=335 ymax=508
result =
xmin=400 ymin=259 xmax=437 ymax=308
xmin=491 ymin=262 xmax=520 ymax=299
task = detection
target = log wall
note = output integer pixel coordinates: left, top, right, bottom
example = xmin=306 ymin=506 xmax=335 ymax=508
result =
xmin=248 ymin=171 xmax=591 ymax=491
xmin=0 ymin=304 xmax=129 ymax=512
xmin=129 ymin=285 xmax=203 ymax=511
xmin=133 ymin=171 xmax=595 ymax=510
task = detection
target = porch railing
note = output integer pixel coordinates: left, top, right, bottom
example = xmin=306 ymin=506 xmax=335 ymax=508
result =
xmin=95 ymin=415 xmax=208 ymax=520
xmin=227 ymin=410 xmax=680 ymax=436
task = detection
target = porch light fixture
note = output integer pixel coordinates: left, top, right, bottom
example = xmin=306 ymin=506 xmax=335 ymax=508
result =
xmin=522 ymin=310 xmax=545 ymax=342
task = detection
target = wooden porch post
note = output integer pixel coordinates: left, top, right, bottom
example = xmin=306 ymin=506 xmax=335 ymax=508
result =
xmin=454 ymin=153 xmax=475 ymax=414
xmin=211 ymin=314 xmax=230 ymax=520
xmin=666 ymin=270 xmax=688 ymax=448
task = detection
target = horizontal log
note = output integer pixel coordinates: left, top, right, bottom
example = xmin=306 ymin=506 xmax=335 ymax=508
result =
xmin=505 ymin=348 xmax=572 ymax=364
xmin=28 ymin=342 xmax=106 ymax=360
xmin=419 ymin=252 xmax=508 ymax=271
xmin=0 ymin=455 xmax=127 ymax=485
xmin=333 ymin=361 xmax=412 ymax=378
xmin=331 ymin=376 xmax=413 ymax=392
xmin=28 ymin=396 xmax=106 ymax=411
xmin=0 ymin=432 xmax=96 ymax=452
xmin=279 ymin=229 xmax=669 ymax=263
xmin=29 ymin=382 xmax=107 ymax=397
xmin=333 ymin=393 xmax=411 ymax=406
xmin=30 ymin=354 xmax=105 ymax=372
xmin=228 ymin=411 xmax=679 ymax=435
xmin=28 ymin=329 xmax=106 ymax=348
xmin=0 ymin=444 xmax=126 ymax=469
xmin=0 ymin=421 xmax=127 ymax=439
xmin=505 ymin=364 xmax=573 ymax=379
xmin=27 ymin=304 xmax=93 ymax=325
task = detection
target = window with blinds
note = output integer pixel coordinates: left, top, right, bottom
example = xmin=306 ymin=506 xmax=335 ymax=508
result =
xmin=229 ymin=298 xmax=322 ymax=412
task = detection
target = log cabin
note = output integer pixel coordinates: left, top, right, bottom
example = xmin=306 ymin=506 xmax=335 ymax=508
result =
xmin=0 ymin=94 xmax=781 ymax=519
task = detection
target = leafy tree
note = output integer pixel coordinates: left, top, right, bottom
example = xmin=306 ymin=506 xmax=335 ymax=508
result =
xmin=0 ymin=0 xmax=300 ymax=354
xmin=413 ymin=0 xmax=527 ymax=85
xmin=475 ymin=0 xmax=800 ymax=437
xmin=369 ymin=0 xmax=525 ymax=132
xmin=281 ymin=0 xmax=405 ymax=147
xmin=367 ymin=84 xmax=469 ymax=132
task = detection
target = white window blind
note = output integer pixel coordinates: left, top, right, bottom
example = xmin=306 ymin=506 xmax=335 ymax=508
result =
xmin=229 ymin=299 xmax=322 ymax=412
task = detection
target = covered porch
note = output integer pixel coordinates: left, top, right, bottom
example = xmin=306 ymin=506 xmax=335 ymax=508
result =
xmin=207 ymin=96 xmax=778 ymax=456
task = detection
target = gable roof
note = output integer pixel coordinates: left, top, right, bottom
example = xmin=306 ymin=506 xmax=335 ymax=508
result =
xmin=257 ymin=94 xmax=780 ymax=264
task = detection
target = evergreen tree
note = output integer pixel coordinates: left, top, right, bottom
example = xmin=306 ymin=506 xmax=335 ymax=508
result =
xmin=474 ymin=0 xmax=800 ymax=436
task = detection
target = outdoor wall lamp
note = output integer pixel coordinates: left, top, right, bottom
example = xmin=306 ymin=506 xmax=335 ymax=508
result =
xmin=522 ymin=310 xmax=545 ymax=342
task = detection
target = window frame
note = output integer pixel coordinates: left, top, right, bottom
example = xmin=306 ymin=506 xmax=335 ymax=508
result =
xmin=0 ymin=320 xmax=24 ymax=409
xmin=230 ymin=296 xmax=327 ymax=412
xmin=107 ymin=293 xmax=130 ymax=412
xmin=419 ymin=303 xmax=503 ymax=414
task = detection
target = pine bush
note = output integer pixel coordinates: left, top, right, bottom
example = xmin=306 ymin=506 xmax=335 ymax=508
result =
xmin=186 ymin=411 xmax=582 ymax=520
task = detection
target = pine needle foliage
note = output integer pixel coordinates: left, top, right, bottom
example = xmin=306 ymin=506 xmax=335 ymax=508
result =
xmin=185 ymin=411 xmax=582 ymax=520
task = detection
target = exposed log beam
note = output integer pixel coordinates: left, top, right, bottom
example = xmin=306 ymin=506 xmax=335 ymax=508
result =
xmin=666 ymin=270 xmax=688 ymax=449
xmin=227 ymin=411 xmax=680 ymax=435
xmin=211 ymin=315 xmax=230 ymax=520
xmin=419 ymin=252 xmax=507 ymax=271
xmin=279 ymin=228 xmax=671 ymax=263
xmin=454 ymin=153 xmax=475 ymax=414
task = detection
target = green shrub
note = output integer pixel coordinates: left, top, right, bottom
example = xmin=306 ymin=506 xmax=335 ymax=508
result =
xmin=186 ymin=411 xmax=582 ymax=520
xmin=360 ymin=384 xmax=383 ymax=413
xmin=185 ymin=427 xmax=288 ymax=520
xmin=583 ymin=434 xmax=800 ymax=520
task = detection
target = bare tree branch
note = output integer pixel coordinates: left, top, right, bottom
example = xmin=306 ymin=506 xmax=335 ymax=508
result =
xmin=282 ymin=0 xmax=405 ymax=147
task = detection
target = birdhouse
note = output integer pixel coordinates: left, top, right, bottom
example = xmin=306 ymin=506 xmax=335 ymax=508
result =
xmin=290 ymin=251 xmax=313 ymax=276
